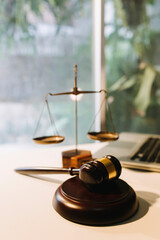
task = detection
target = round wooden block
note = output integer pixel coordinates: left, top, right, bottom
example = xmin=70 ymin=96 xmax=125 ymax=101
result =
xmin=53 ymin=176 xmax=139 ymax=226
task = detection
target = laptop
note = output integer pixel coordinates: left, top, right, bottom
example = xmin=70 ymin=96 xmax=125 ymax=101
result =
xmin=93 ymin=132 xmax=160 ymax=172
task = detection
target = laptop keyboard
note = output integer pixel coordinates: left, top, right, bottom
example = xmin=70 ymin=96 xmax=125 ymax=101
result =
xmin=131 ymin=137 xmax=160 ymax=163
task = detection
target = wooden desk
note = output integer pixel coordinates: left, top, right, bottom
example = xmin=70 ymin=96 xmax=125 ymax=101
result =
xmin=0 ymin=133 xmax=160 ymax=240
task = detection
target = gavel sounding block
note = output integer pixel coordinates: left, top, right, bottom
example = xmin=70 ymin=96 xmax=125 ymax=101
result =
xmin=53 ymin=177 xmax=138 ymax=226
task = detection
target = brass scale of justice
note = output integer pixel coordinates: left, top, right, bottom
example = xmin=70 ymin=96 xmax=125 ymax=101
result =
xmin=32 ymin=64 xmax=119 ymax=168
xmin=16 ymin=65 xmax=138 ymax=226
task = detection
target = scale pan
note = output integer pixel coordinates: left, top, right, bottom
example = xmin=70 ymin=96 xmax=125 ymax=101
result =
xmin=87 ymin=131 xmax=119 ymax=142
xmin=33 ymin=135 xmax=65 ymax=144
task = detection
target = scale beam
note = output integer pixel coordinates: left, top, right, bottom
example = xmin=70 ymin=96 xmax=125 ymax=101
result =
xmin=46 ymin=89 xmax=106 ymax=98
xmin=33 ymin=64 xmax=118 ymax=149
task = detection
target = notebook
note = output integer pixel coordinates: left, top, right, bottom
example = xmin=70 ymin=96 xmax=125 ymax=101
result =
xmin=93 ymin=132 xmax=160 ymax=173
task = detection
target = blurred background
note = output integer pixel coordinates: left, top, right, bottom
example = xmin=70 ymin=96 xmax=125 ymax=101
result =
xmin=0 ymin=0 xmax=159 ymax=148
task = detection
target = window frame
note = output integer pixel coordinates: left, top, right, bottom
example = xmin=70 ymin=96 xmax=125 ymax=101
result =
xmin=93 ymin=0 xmax=106 ymax=132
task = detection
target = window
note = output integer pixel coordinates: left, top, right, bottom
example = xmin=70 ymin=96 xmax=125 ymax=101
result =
xmin=0 ymin=0 xmax=94 ymax=147
xmin=1 ymin=0 xmax=159 ymax=149
xmin=104 ymin=0 xmax=160 ymax=135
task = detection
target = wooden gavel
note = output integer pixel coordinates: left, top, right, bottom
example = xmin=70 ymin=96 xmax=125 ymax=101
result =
xmin=15 ymin=155 xmax=122 ymax=186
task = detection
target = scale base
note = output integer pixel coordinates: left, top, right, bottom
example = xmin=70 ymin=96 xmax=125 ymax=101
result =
xmin=53 ymin=176 xmax=139 ymax=226
xmin=62 ymin=149 xmax=92 ymax=168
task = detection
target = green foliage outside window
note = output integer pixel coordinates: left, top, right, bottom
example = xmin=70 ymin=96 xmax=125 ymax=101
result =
xmin=0 ymin=0 xmax=83 ymax=36
xmin=105 ymin=0 xmax=160 ymax=134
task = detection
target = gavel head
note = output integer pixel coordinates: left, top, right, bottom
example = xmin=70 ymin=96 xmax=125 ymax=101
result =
xmin=79 ymin=155 xmax=122 ymax=186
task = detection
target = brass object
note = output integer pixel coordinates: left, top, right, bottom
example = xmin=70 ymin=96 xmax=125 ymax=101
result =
xmin=97 ymin=157 xmax=117 ymax=179
xmin=87 ymin=131 xmax=119 ymax=142
xmin=32 ymin=64 xmax=119 ymax=158
xmin=33 ymin=135 xmax=65 ymax=144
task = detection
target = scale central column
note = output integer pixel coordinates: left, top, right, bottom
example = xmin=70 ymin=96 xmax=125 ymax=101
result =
xmin=74 ymin=64 xmax=78 ymax=152
xmin=75 ymin=95 xmax=78 ymax=152
xmin=62 ymin=64 xmax=92 ymax=168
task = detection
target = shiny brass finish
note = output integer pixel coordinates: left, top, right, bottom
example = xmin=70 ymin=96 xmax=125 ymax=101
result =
xmin=33 ymin=65 xmax=104 ymax=146
xmin=87 ymin=131 xmax=119 ymax=142
xmin=97 ymin=157 xmax=117 ymax=179
xmin=33 ymin=135 xmax=65 ymax=144
xmin=87 ymin=89 xmax=119 ymax=142
xmin=32 ymin=64 xmax=118 ymax=145
xmin=32 ymin=98 xmax=65 ymax=145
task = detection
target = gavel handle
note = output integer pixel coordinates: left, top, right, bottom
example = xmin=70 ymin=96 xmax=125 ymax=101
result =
xmin=15 ymin=167 xmax=79 ymax=176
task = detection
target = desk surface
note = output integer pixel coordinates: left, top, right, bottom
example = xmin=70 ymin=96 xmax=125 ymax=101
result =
xmin=0 ymin=133 xmax=160 ymax=240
